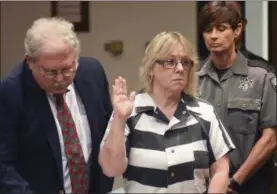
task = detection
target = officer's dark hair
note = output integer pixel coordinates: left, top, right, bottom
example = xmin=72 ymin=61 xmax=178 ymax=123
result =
xmin=198 ymin=1 xmax=244 ymax=34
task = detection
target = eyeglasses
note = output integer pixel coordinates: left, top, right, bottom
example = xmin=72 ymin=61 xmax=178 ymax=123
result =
xmin=155 ymin=58 xmax=194 ymax=69
xmin=39 ymin=65 xmax=77 ymax=79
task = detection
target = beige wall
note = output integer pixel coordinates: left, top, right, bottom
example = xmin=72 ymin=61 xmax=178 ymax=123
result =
xmin=1 ymin=1 xmax=197 ymax=92
xmin=1 ymin=1 xmax=51 ymax=76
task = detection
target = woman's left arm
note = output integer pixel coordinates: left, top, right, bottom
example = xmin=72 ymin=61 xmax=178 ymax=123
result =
xmin=208 ymin=154 xmax=230 ymax=193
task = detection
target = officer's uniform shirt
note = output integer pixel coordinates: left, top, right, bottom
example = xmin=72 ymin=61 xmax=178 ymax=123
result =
xmin=197 ymin=51 xmax=277 ymax=191
xmin=101 ymin=92 xmax=234 ymax=193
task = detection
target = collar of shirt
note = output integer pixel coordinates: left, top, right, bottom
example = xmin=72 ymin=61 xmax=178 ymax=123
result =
xmin=134 ymin=92 xmax=200 ymax=115
xmin=198 ymin=51 xmax=248 ymax=77
xmin=47 ymin=84 xmax=73 ymax=102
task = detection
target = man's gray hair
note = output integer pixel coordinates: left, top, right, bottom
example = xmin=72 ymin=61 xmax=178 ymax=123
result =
xmin=24 ymin=17 xmax=80 ymax=59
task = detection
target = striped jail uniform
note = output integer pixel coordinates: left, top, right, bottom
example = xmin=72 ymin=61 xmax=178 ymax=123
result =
xmin=101 ymin=92 xmax=235 ymax=193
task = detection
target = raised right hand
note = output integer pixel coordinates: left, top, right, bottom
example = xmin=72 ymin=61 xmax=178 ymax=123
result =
xmin=112 ymin=76 xmax=136 ymax=121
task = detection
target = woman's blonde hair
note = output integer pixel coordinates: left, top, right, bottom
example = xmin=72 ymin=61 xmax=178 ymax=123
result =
xmin=140 ymin=31 xmax=199 ymax=97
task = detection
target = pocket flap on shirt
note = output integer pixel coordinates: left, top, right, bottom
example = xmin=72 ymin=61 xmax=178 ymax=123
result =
xmin=194 ymin=151 xmax=210 ymax=168
xmin=228 ymin=98 xmax=261 ymax=111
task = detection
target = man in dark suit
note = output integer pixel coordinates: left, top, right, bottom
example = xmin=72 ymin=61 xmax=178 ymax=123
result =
xmin=0 ymin=17 xmax=113 ymax=194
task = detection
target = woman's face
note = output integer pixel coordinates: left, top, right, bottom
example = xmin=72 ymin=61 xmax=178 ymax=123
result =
xmin=151 ymin=43 xmax=193 ymax=95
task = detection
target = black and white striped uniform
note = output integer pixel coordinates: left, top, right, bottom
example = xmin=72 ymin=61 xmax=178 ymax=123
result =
xmin=101 ymin=92 xmax=235 ymax=193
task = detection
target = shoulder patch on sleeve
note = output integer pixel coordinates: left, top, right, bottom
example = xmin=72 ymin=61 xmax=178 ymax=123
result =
xmin=270 ymin=77 xmax=276 ymax=92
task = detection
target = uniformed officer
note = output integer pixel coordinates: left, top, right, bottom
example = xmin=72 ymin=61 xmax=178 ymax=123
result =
xmin=197 ymin=2 xmax=277 ymax=194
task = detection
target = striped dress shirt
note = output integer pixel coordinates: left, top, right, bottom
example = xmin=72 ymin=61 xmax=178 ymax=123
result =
xmin=101 ymin=92 xmax=235 ymax=193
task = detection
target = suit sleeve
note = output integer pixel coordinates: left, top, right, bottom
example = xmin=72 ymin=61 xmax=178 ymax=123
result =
xmin=0 ymin=82 xmax=34 ymax=193
xmin=101 ymin=63 xmax=113 ymax=133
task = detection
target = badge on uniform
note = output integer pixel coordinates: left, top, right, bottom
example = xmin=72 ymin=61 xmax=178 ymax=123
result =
xmin=239 ymin=77 xmax=254 ymax=92
xmin=270 ymin=77 xmax=276 ymax=92
xmin=196 ymin=89 xmax=202 ymax=98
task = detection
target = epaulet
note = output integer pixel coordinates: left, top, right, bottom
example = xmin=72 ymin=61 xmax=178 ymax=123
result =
xmin=247 ymin=59 xmax=276 ymax=74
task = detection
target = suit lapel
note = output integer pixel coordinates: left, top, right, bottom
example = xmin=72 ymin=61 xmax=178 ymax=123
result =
xmin=23 ymin=63 xmax=64 ymax=182
xmin=38 ymin=94 xmax=64 ymax=181
xmin=74 ymin=70 xmax=101 ymax=153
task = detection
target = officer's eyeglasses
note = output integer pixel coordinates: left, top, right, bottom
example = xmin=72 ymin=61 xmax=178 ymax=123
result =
xmin=155 ymin=58 xmax=194 ymax=69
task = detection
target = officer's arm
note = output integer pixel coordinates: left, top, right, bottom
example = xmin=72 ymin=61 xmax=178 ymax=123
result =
xmin=232 ymin=127 xmax=276 ymax=185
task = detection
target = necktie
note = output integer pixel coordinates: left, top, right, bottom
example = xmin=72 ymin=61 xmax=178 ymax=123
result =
xmin=54 ymin=94 xmax=89 ymax=194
